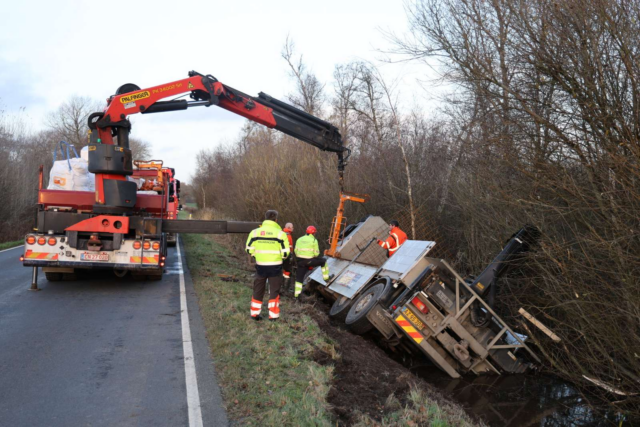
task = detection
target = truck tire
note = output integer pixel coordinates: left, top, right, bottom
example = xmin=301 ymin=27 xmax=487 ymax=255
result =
xmin=329 ymin=296 xmax=353 ymax=322
xmin=132 ymin=271 xmax=163 ymax=281
xmin=63 ymin=272 xmax=78 ymax=281
xmin=345 ymin=282 xmax=386 ymax=335
xmin=45 ymin=272 xmax=63 ymax=282
xmin=147 ymin=273 xmax=163 ymax=281
xmin=131 ymin=272 xmax=147 ymax=281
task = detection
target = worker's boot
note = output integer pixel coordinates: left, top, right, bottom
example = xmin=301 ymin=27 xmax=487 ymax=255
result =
xmin=294 ymin=281 xmax=303 ymax=298
xmin=321 ymin=264 xmax=330 ymax=281
xmin=268 ymin=297 xmax=280 ymax=320
xmin=250 ymin=298 xmax=262 ymax=320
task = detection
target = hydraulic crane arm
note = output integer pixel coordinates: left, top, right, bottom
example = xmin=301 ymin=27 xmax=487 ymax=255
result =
xmin=87 ymin=71 xmax=350 ymax=211
xmin=89 ymin=71 xmax=349 ymax=168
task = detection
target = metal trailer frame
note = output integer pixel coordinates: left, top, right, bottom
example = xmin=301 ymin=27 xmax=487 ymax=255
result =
xmin=306 ymin=216 xmax=542 ymax=378
xmin=311 ymin=234 xmax=541 ymax=378
xmin=387 ymin=257 xmax=541 ymax=378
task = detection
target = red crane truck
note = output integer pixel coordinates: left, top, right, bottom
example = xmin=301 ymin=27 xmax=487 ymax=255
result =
xmin=129 ymin=160 xmax=181 ymax=246
xmin=21 ymin=70 xmax=349 ymax=285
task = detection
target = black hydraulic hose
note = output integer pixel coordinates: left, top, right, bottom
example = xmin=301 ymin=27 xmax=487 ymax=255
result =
xmin=254 ymin=93 xmax=345 ymax=154
xmin=257 ymin=92 xmax=336 ymax=130
xmin=141 ymin=100 xmax=189 ymax=114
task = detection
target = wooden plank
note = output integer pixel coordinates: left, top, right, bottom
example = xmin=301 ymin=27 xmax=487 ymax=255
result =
xmin=519 ymin=308 xmax=561 ymax=342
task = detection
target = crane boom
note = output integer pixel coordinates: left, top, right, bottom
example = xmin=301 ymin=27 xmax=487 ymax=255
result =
xmin=87 ymin=71 xmax=349 ymax=212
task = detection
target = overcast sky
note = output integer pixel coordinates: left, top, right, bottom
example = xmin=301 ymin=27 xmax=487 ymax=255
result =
xmin=1 ymin=0 xmax=441 ymax=183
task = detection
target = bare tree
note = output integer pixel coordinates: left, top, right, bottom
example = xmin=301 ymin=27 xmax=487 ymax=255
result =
xmin=46 ymin=96 xmax=102 ymax=150
xmin=129 ymin=137 xmax=152 ymax=160
xmin=391 ymin=0 xmax=640 ymax=407
xmin=376 ymin=70 xmax=417 ymax=238
xmin=282 ymin=36 xmax=326 ymax=115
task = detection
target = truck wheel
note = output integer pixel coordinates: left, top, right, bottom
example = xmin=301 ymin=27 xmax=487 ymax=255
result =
xmin=45 ymin=272 xmax=63 ymax=282
xmin=63 ymin=272 xmax=78 ymax=281
xmin=345 ymin=282 xmax=386 ymax=335
xmin=131 ymin=272 xmax=147 ymax=281
xmin=329 ymin=296 xmax=352 ymax=322
xmin=147 ymin=273 xmax=163 ymax=281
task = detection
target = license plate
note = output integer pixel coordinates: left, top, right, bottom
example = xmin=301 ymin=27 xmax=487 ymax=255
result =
xmin=402 ymin=307 xmax=425 ymax=330
xmin=81 ymin=253 xmax=109 ymax=261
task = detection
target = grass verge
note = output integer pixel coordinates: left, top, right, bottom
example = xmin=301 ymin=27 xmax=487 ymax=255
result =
xmin=353 ymin=387 xmax=472 ymax=427
xmin=182 ymin=233 xmax=335 ymax=426
xmin=182 ymin=232 xmax=477 ymax=427
xmin=0 ymin=240 xmax=23 ymax=251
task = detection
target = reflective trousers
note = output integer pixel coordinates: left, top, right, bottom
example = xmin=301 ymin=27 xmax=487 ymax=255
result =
xmin=251 ymin=273 xmax=283 ymax=319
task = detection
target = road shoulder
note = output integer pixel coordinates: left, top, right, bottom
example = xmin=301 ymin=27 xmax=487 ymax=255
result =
xmin=179 ymin=236 xmax=229 ymax=427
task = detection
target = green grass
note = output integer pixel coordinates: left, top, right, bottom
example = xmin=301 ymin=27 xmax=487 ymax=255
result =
xmin=354 ymin=388 xmax=475 ymax=427
xmin=0 ymin=240 xmax=23 ymax=251
xmin=182 ymin=232 xmax=477 ymax=427
xmin=182 ymin=233 xmax=335 ymax=426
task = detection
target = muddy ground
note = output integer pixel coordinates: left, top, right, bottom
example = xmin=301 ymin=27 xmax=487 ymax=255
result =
xmin=216 ymin=235 xmax=474 ymax=425
xmin=290 ymin=293 xmax=474 ymax=426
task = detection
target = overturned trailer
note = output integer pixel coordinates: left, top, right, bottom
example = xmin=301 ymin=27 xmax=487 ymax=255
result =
xmin=306 ymin=217 xmax=541 ymax=378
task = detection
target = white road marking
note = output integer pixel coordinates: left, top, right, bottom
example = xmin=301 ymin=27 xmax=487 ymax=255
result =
xmin=165 ymin=269 xmax=185 ymax=275
xmin=176 ymin=237 xmax=204 ymax=427
xmin=0 ymin=245 xmax=23 ymax=254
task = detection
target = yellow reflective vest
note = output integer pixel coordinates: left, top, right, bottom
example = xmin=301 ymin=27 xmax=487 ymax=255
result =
xmin=245 ymin=220 xmax=290 ymax=266
xmin=295 ymin=234 xmax=320 ymax=259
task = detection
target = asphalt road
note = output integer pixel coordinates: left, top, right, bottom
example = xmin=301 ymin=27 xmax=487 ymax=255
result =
xmin=0 ymin=240 xmax=228 ymax=427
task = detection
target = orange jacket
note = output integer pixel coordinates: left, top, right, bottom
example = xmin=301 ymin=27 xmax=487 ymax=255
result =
xmin=283 ymin=228 xmax=294 ymax=251
xmin=379 ymin=226 xmax=408 ymax=255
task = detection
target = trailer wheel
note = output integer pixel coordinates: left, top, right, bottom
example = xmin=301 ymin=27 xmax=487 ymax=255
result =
xmin=45 ymin=272 xmax=63 ymax=282
xmin=329 ymin=296 xmax=353 ymax=322
xmin=147 ymin=273 xmax=163 ymax=281
xmin=345 ymin=282 xmax=386 ymax=335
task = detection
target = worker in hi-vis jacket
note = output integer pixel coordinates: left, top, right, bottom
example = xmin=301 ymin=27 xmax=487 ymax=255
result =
xmin=245 ymin=210 xmax=290 ymax=321
xmin=282 ymin=222 xmax=294 ymax=281
xmin=377 ymin=220 xmax=408 ymax=257
xmin=294 ymin=226 xmax=330 ymax=298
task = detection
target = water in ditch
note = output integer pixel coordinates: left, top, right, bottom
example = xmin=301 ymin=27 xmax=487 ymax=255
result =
xmin=411 ymin=367 xmax=635 ymax=426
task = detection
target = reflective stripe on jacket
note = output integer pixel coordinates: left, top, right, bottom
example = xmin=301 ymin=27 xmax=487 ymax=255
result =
xmin=294 ymin=234 xmax=320 ymax=259
xmin=246 ymin=220 xmax=290 ymax=266
xmin=379 ymin=226 xmax=408 ymax=254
